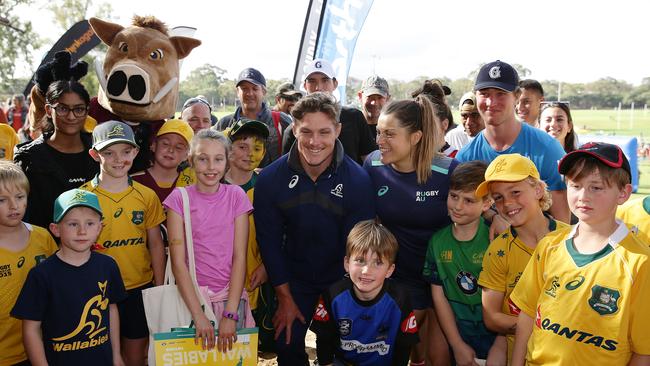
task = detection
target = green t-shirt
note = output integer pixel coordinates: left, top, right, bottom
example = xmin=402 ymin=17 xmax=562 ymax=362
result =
xmin=423 ymin=220 xmax=491 ymax=337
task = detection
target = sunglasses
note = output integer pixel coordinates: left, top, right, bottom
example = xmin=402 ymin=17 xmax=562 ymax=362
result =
xmin=182 ymin=97 xmax=212 ymax=112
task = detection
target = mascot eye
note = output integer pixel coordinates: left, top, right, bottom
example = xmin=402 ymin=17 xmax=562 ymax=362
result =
xmin=149 ymin=49 xmax=164 ymax=60
xmin=118 ymin=42 xmax=128 ymax=52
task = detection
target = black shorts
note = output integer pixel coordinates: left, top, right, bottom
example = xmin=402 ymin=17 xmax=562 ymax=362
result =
xmin=394 ymin=278 xmax=433 ymax=310
xmin=117 ymin=282 xmax=152 ymax=339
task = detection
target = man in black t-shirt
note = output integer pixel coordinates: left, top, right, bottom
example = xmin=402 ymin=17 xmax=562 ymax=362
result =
xmin=282 ymin=59 xmax=376 ymax=164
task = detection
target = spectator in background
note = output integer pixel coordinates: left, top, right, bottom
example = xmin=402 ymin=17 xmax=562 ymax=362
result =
xmin=6 ymin=94 xmax=28 ymax=132
xmin=0 ymin=124 xmax=19 ymax=161
xmin=273 ymin=82 xmax=303 ymax=114
xmin=181 ymin=96 xmax=213 ymax=134
xmin=216 ymin=67 xmax=292 ymax=167
xmin=445 ymin=92 xmax=485 ymax=151
xmin=412 ymin=80 xmax=458 ymax=157
xmin=516 ymin=79 xmax=545 ymax=127
xmin=539 ymin=102 xmax=577 ymax=153
xmin=358 ymin=75 xmax=391 ymax=140
xmin=0 ymin=100 xmax=8 ymax=124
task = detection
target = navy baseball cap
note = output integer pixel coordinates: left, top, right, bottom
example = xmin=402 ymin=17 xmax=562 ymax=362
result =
xmin=558 ymin=142 xmax=631 ymax=177
xmin=236 ymin=67 xmax=266 ymax=88
xmin=474 ymin=60 xmax=520 ymax=92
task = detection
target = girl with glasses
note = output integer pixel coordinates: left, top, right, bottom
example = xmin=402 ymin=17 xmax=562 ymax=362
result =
xmin=14 ymin=80 xmax=99 ymax=229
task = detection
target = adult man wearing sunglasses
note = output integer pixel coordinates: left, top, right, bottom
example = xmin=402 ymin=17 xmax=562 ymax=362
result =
xmin=180 ymin=96 xmax=213 ymax=133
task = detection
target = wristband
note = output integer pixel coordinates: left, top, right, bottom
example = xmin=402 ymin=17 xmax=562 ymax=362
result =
xmin=222 ymin=310 xmax=239 ymax=322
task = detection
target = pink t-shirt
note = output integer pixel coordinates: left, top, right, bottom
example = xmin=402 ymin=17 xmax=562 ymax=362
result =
xmin=164 ymin=184 xmax=252 ymax=292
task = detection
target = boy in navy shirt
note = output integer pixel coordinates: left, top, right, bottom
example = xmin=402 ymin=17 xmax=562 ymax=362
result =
xmin=12 ymin=189 xmax=127 ymax=365
xmin=311 ymin=220 xmax=419 ymax=366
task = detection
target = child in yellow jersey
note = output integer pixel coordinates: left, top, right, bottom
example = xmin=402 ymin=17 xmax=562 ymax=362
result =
xmin=82 ymin=121 xmax=166 ymax=366
xmin=0 ymin=123 xmax=19 ymax=160
xmin=617 ymin=195 xmax=650 ymax=246
xmin=475 ymin=153 xmax=568 ymax=364
xmin=0 ymin=161 xmax=57 ymax=365
xmin=511 ymin=142 xmax=650 ymax=366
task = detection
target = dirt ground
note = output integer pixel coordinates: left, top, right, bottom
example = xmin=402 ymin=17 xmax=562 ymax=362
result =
xmin=257 ymin=330 xmax=317 ymax=365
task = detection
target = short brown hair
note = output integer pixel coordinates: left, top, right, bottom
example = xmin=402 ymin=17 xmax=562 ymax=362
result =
xmin=290 ymin=92 xmax=340 ymax=125
xmin=563 ymin=156 xmax=631 ymax=189
xmin=0 ymin=161 xmax=29 ymax=195
xmin=450 ymin=161 xmax=489 ymax=193
xmin=346 ymin=220 xmax=398 ymax=264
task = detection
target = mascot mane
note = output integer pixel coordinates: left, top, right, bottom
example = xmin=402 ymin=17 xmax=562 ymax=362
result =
xmin=131 ymin=15 xmax=169 ymax=36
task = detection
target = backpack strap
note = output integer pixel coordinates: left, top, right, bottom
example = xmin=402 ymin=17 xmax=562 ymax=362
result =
xmin=271 ymin=111 xmax=283 ymax=156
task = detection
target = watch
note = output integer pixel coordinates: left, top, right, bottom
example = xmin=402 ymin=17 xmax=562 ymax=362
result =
xmin=222 ymin=310 xmax=239 ymax=322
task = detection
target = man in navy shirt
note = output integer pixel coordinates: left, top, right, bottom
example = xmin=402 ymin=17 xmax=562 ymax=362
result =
xmin=254 ymin=92 xmax=375 ymax=365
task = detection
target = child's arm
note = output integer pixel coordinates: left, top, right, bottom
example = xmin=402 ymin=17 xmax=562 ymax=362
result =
xmin=216 ymin=212 xmax=248 ymax=353
xmin=167 ymin=210 xmax=215 ymax=350
xmin=22 ymin=319 xmax=48 ymax=366
xmin=432 ymin=285 xmax=478 ymax=366
xmin=109 ymin=303 xmax=125 ymax=366
xmin=481 ymin=288 xmax=517 ymax=334
xmin=629 ymin=354 xmax=650 ymax=365
xmin=486 ymin=335 xmax=508 ymax=366
xmin=146 ymin=226 xmax=165 ymax=286
xmin=511 ymin=311 xmax=534 ymax=366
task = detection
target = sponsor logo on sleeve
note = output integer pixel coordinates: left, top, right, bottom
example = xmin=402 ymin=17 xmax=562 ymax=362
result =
xmin=313 ymin=298 xmax=329 ymax=322
xmin=400 ymin=311 xmax=417 ymax=334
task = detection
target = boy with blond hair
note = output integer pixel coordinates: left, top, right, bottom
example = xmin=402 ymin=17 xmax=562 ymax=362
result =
xmin=423 ymin=161 xmax=506 ymax=365
xmin=476 ymin=153 xmax=568 ymax=363
xmin=511 ymin=142 xmax=650 ymax=365
xmin=81 ymin=121 xmax=166 ymax=366
xmin=12 ymin=189 xmax=127 ymax=365
xmin=311 ymin=219 xmax=419 ymax=366
xmin=0 ymin=161 xmax=57 ymax=365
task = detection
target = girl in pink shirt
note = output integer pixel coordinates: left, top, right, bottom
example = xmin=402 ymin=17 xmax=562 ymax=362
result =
xmin=164 ymin=129 xmax=252 ymax=352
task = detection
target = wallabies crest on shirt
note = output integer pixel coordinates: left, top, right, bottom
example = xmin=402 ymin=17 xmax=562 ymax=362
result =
xmin=52 ymin=281 xmax=109 ymax=341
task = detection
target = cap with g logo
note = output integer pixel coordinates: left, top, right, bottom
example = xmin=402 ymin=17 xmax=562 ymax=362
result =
xmin=236 ymin=67 xmax=266 ymax=88
xmin=474 ymin=60 xmax=520 ymax=93
xmin=92 ymin=120 xmax=139 ymax=151
xmin=304 ymin=58 xmax=336 ymax=80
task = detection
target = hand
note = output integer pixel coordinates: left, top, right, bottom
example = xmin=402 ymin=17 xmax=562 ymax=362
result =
xmin=273 ymin=296 xmax=306 ymax=344
xmin=489 ymin=213 xmax=511 ymax=241
xmin=193 ymin=312 xmax=215 ymax=350
xmin=248 ymin=264 xmax=268 ymax=290
xmin=452 ymin=341 xmax=480 ymax=366
xmin=217 ymin=317 xmax=237 ymax=353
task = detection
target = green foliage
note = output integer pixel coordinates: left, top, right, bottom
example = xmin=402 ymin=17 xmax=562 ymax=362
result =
xmin=178 ymin=63 xmax=226 ymax=110
xmin=0 ymin=0 xmax=42 ymax=92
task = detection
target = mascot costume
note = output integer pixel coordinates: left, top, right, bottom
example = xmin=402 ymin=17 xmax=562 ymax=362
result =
xmin=87 ymin=15 xmax=201 ymax=172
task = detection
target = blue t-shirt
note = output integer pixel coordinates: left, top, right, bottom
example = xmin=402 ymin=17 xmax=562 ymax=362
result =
xmin=11 ymin=252 xmax=127 ymax=366
xmin=456 ymin=122 xmax=566 ymax=191
xmin=310 ymin=277 xmax=419 ymax=366
xmin=363 ymin=151 xmax=459 ymax=287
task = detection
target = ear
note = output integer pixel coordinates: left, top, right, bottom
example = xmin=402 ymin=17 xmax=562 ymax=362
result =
xmin=89 ymin=148 xmax=101 ymax=162
xmin=534 ymin=182 xmax=545 ymax=200
xmin=88 ymin=17 xmax=124 ymax=46
xmin=49 ymin=223 xmax=61 ymax=238
xmin=410 ymin=130 xmax=423 ymax=146
xmin=332 ymin=78 xmax=339 ymax=89
xmin=441 ymin=118 xmax=449 ymax=132
xmin=617 ymin=184 xmax=633 ymax=205
xmin=169 ymin=36 xmax=202 ymax=60
xmin=45 ymin=104 xmax=53 ymax=118
xmin=291 ymin=121 xmax=299 ymax=137
xmin=343 ymin=256 xmax=350 ymax=273
xmin=385 ymin=263 xmax=395 ymax=278
xmin=334 ymin=122 xmax=342 ymax=138
xmin=481 ymin=197 xmax=493 ymax=212
xmin=357 ymin=91 xmax=363 ymax=102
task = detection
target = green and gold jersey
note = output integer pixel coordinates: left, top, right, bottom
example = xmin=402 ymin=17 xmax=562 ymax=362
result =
xmin=80 ymin=177 xmax=165 ymax=289
xmin=511 ymin=223 xmax=650 ymax=365
xmin=0 ymin=224 xmax=57 ymax=365
xmin=617 ymin=196 xmax=650 ymax=246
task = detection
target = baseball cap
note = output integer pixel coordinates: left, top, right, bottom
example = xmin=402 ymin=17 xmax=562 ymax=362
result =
xmin=236 ymin=67 xmax=266 ymax=88
xmin=458 ymin=91 xmax=477 ymax=110
xmin=276 ymin=82 xmax=303 ymax=99
xmin=227 ymin=118 xmax=269 ymax=140
xmin=558 ymin=142 xmax=631 ymax=177
xmin=361 ymin=75 xmax=390 ymax=97
xmin=474 ymin=60 xmax=520 ymax=93
xmin=475 ymin=154 xmax=540 ymax=197
xmin=303 ymin=58 xmax=335 ymax=80
xmin=53 ymin=189 xmax=103 ymax=223
xmin=92 ymin=120 xmax=139 ymax=151
xmin=157 ymin=119 xmax=194 ymax=145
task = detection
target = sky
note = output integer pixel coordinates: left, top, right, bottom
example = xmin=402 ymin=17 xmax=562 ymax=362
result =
xmin=15 ymin=0 xmax=650 ymax=86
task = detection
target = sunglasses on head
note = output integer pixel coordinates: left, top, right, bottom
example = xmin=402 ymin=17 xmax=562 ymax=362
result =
xmin=182 ymin=97 xmax=212 ymax=112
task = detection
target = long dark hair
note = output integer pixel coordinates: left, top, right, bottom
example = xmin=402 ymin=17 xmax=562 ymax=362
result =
xmin=541 ymin=102 xmax=576 ymax=153
xmin=43 ymin=80 xmax=90 ymax=133
xmin=411 ymin=79 xmax=454 ymax=133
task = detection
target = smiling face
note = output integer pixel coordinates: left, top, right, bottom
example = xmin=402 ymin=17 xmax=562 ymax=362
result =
xmin=375 ymin=112 xmax=421 ymax=172
xmin=344 ymin=250 xmax=395 ymax=301
xmin=359 ymin=93 xmax=388 ymax=125
xmin=303 ymin=73 xmax=338 ymax=94
xmin=539 ymin=106 xmax=572 ymax=148
xmin=516 ymin=88 xmax=544 ymax=125
xmin=181 ymin=103 xmax=212 ymax=133
xmin=0 ymin=185 xmax=27 ymax=228
xmin=190 ymin=138 xmax=228 ymax=192
xmin=50 ymin=207 xmax=102 ymax=254
xmin=476 ymin=88 xmax=519 ymax=128
xmin=91 ymin=143 xmax=139 ymax=180
xmin=151 ymin=133 xmax=189 ymax=170
xmin=237 ymin=81 xmax=266 ymax=114
xmin=46 ymin=92 xmax=88 ymax=137
xmin=292 ymin=111 xmax=341 ymax=176
xmin=490 ymin=179 xmax=543 ymax=228
xmin=229 ymin=136 xmax=265 ymax=172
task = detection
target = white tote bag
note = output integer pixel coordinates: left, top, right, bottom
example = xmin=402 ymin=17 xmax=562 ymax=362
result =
xmin=142 ymin=187 xmax=217 ymax=365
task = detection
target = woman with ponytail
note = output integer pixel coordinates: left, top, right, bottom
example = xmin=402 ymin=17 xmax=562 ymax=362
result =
xmin=363 ymin=95 xmax=459 ymax=366
xmin=412 ymin=80 xmax=459 ymax=158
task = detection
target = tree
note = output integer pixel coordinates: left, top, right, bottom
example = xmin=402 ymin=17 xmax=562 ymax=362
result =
xmin=0 ymin=0 xmax=42 ymax=92
xmin=178 ymin=64 xmax=226 ymax=110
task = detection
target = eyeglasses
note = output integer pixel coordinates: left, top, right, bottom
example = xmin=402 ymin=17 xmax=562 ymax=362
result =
xmin=182 ymin=97 xmax=212 ymax=112
xmin=49 ymin=104 xmax=88 ymax=117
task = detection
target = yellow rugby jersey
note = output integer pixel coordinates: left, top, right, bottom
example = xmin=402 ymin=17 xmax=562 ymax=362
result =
xmin=0 ymin=123 xmax=19 ymax=160
xmin=478 ymin=218 xmax=568 ymax=360
xmin=176 ymin=165 xmax=196 ymax=187
xmin=80 ymin=177 xmax=165 ymax=289
xmin=617 ymin=196 xmax=650 ymax=246
xmin=245 ymin=188 xmax=262 ymax=309
xmin=0 ymin=224 xmax=57 ymax=365
xmin=511 ymin=222 xmax=650 ymax=365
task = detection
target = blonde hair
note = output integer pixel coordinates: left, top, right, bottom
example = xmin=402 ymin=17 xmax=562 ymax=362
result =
xmin=189 ymin=129 xmax=231 ymax=164
xmin=346 ymin=219 xmax=399 ymax=264
xmin=524 ymin=177 xmax=552 ymax=211
xmin=0 ymin=161 xmax=29 ymax=195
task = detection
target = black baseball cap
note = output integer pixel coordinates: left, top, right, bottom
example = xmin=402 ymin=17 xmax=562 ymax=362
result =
xmin=558 ymin=142 xmax=631 ymax=177
xmin=227 ymin=118 xmax=269 ymax=141
xmin=236 ymin=67 xmax=266 ymax=88
xmin=474 ymin=60 xmax=519 ymax=92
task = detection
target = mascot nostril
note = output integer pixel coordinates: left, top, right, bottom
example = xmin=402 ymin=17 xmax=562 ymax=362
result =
xmin=128 ymin=75 xmax=146 ymax=101
xmin=107 ymin=71 xmax=127 ymax=97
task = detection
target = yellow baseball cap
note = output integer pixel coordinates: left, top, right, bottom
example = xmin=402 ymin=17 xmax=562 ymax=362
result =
xmin=157 ymin=119 xmax=194 ymax=145
xmin=475 ymin=154 xmax=540 ymax=197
